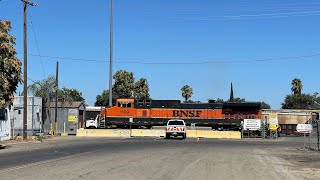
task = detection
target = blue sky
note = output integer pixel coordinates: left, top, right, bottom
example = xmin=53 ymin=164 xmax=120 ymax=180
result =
xmin=1 ymin=0 xmax=320 ymax=108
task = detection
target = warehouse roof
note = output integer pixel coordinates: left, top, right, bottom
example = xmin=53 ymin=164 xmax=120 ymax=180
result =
xmin=46 ymin=101 xmax=85 ymax=108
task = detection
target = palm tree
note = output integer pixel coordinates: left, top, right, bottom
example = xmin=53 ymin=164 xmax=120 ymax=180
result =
xmin=28 ymin=76 xmax=56 ymax=100
xmin=291 ymin=78 xmax=303 ymax=95
xmin=181 ymin=85 xmax=193 ymax=102
xmin=28 ymin=76 xmax=57 ymax=130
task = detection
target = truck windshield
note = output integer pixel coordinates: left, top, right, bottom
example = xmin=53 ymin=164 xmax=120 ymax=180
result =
xmin=168 ymin=121 xmax=184 ymax=125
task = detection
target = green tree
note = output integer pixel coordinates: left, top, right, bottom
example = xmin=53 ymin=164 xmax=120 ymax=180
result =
xmin=113 ymin=70 xmax=135 ymax=98
xmin=291 ymin=78 xmax=303 ymax=95
xmin=181 ymin=85 xmax=193 ymax=102
xmin=261 ymin=101 xmax=271 ymax=109
xmin=216 ymin=98 xmax=224 ymax=103
xmin=95 ymin=70 xmax=152 ymax=106
xmin=95 ymin=89 xmax=119 ymax=107
xmin=28 ymin=76 xmax=56 ymax=126
xmin=28 ymin=76 xmax=56 ymax=101
xmin=0 ymin=20 xmax=22 ymax=107
xmin=59 ymin=87 xmax=85 ymax=102
xmin=133 ymin=78 xmax=150 ymax=100
xmin=228 ymin=97 xmax=246 ymax=102
xmin=281 ymin=94 xmax=320 ymax=110
xmin=95 ymin=90 xmax=109 ymax=107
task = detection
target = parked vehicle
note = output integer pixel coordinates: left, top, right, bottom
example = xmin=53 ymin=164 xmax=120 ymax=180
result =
xmin=85 ymin=114 xmax=100 ymax=129
xmin=165 ymin=119 xmax=186 ymax=139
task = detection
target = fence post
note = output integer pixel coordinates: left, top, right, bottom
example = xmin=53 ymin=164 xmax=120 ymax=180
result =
xmin=317 ymin=120 xmax=319 ymax=151
xmin=308 ymin=119 xmax=312 ymax=150
xmin=304 ymin=133 xmax=306 ymax=148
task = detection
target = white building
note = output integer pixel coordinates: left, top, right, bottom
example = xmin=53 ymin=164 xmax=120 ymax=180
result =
xmin=11 ymin=96 xmax=42 ymax=136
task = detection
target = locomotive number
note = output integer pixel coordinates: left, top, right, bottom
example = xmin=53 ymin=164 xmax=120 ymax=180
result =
xmin=120 ymin=110 xmax=129 ymax=114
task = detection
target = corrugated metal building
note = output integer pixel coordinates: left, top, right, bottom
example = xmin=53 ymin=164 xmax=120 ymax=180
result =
xmin=0 ymin=104 xmax=11 ymax=141
xmin=10 ymin=96 xmax=42 ymax=136
xmin=44 ymin=101 xmax=85 ymax=135
xmin=261 ymin=109 xmax=319 ymax=135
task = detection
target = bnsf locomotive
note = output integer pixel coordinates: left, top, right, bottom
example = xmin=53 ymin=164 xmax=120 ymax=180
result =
xmin=99 ymin=98 xmax=261 ymax=130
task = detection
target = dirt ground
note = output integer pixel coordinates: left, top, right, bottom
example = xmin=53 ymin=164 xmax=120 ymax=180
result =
xmin=271 ymin=147 xmax=320 ymax=180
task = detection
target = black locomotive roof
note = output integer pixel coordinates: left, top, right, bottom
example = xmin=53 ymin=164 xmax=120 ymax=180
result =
xmin=134 ymin=99 xmax=261 ymax=109
xmin=222 ymin=102 xmax=261 ymax=110
xmin=135 ymin=99 xmax=223 ymax=109
xmin=180 ymin=103 xmax=223 ymax=109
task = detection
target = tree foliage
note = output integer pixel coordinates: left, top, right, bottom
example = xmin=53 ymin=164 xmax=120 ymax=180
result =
xmin=28 ymin=76 xmax=57 ymax=126
xmin=133 ymin=78 xmax=150 ymax=100
xmin=215 ymin=97 xmax=246 ymax=103
xmin=291 ymin=78 xmax=303 ymax=95
xmin=95 ymin=90 xmax=109 ymax=107
xmin=261 ymin=101 xmax=271 ymax=109
xmin=95 ymin=70 xmax=151 ymax=106
xmin=59 ymin=87 xmax=85 ymax=102
xmin=28 ymin=76 xmax=56 ymax=102
xmin=216 ymin=98 xmax=224 ymax=103
xmin=113 ymin=70 xmax=135 ymax=98
xmin=28 ymin=76 xmax=86 ymax=104
xmin=181 ymin=85 xmax=193 ymax=102
xmin=281 ymin=93 xmax=320 ymax=110
xmin=95 ymin=89 xmax=119 ymax=107
xmin=281 ymin=78 xmax=320 ymax=110
xmin=0 ymin=20 xmax=22 ymax=107
xmin=229 ymin=97 xmax=246 ymax=102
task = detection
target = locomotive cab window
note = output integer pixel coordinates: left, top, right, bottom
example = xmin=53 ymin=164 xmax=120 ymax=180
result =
xmin=118 ymin=101 xmax=132 ymax=108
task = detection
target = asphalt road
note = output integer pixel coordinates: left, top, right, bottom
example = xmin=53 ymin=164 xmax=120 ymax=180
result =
xmin=0 ymin=137 xmax=316 ymax=180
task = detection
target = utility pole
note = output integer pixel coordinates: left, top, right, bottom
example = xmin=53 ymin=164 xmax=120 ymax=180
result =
xmin=55 ymin=61 xmax=59 ymax=136
xmin=108 ymin=0 xmax=113 ymax=107
xmin=22 ymin=0 xmax=36 ymax=140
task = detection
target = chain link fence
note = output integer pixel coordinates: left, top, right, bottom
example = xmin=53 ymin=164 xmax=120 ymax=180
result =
xmin=307 ymin=119 xmax=320 ymax=151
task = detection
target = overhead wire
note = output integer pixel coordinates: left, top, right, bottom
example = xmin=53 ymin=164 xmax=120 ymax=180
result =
xmin=170 ymin=10 xmax=320 ymax=21
xmin=17 ymin=53 xmax=320 ymax=65
xmin=29 ymin=12 xmax=46 ymax=78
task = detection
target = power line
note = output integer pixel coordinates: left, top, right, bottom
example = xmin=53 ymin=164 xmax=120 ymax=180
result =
xmin=161 ymin=7 xmax=320 ymax=13
xmin=29 ymin=13 xmax=46 ymax=78
xmin=170 ymin=10 xmax=320 ymax=21
xmin=20 ymin=53 xmax=107 ymax=62
xmin=17 ymin=52 xmax=320 ymax=65
xmin=27 ymin=77 xmax=36 ymax=83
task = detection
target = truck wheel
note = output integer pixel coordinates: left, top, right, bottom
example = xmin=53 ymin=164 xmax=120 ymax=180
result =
xmin=183 ymin=134 xmax=186 ymax=139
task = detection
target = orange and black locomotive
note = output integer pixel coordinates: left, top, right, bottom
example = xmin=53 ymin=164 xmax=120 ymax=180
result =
xmin=100 ymin=98 xmax=261 ymax=130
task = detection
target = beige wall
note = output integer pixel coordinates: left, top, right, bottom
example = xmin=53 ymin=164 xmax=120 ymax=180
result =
xmin=261 ymin=110 xmax=315 ymax=124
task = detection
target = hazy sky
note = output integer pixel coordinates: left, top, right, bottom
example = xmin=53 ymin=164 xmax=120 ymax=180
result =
xmin=1 ymin=0 xmax=320 ymax=108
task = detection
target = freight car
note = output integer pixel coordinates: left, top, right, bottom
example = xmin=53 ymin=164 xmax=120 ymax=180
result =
xmin=99 ymin=98 xmax=261 ymax=130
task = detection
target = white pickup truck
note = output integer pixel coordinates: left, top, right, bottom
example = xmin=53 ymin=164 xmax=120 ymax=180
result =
xmin=165 ymin=119 xmax=186 ymax=139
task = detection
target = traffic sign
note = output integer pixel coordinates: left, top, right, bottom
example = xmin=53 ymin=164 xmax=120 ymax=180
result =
xmin=68 ymin=115 xmax=77 ymax=122
xmin=243 ymin=119 xmax=261 ymax=131
xmin=296 ymin=124 xmax=313 ymax=133
xmin=269 ymin=113 xmax=278 ymax=131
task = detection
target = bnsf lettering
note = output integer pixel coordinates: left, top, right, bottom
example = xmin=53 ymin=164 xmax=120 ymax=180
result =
xmin=172 ymin=110 xmax=202 ymax=117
